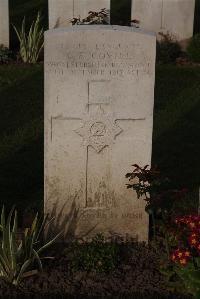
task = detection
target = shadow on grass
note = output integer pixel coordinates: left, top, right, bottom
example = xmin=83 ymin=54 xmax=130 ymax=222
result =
xmin=0 ymin=65 xmax=44 ymax=217
xmin=0 ymin=136 xmax=43 ymax=219
xmin=153 ymin=66 xmax=200 ymax=192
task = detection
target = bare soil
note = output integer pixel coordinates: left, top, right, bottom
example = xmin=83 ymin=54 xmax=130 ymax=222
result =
xmin=0 ymin=243 xmax=192 ymax=299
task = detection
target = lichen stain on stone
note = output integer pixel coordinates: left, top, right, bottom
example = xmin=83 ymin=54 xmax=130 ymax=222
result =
xmin=86 ymin=181 xmax=117 ymax=208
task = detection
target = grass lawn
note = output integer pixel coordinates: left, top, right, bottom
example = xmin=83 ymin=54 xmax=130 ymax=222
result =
xmin=153 ymin=65 xmax=200 ymax=190
xmin=0 ymin=64 xmax=43 ymax=215
xmin=0 ymin=64 xmax=200 ymax=214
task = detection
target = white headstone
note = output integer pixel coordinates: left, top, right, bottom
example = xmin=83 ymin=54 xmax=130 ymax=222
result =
xmin=131 ymin=0 xmax=195 ymax=41
xmin=0 ymin=0 xmax=9 ymax=47
xmin=44 ymin=25 xmax=156 ymax=242
xmin=49 ymin=0 xmax=110 ymax=28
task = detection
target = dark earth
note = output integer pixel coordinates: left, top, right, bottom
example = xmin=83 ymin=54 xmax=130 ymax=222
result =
xmin=0 ymin=242 xmax=191 ymax=299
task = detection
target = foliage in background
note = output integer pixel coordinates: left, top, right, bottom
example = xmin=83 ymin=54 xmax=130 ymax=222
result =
xmin=68 ymin=234 xmax=118 ymax=273
xmin=0 ymin=45 xmax=14 ymax=64
xmin=187 ymin=34 xmax=200 ymax=63
xmin=194 ymin=0 xmax=200 ymax=34
xmin=13 ymin=12 xmax=44 ymax=63
xmin=126 ymin=164 xmax=188 ymax=224
xmin=156 ymin=32 xmax=182 ymax=64
xmin=9 ymin=0 xmax=48 ymax=49
xmin=71 ymin=9 xmax=109 ymax=25
xmin=111 ymin=0 xmax=131 ymax=25
xmin=0 ymin=206 xmax=61 ymax=285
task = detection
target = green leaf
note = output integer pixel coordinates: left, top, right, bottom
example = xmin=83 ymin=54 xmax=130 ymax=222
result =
xmin=194 ymin=290 xmax=200 ymax=299
xmin=37 ymin=231 xmax=62 ymax=255
xmin=33 ymin=249 xmax=42 ymax=271
xmin=14 ymin=259 xmax=32 ymax=285
xmin=188 ymin=270 xmax=200 ymax=282
xmin=12 ymin=12 xmax=44 ymax=63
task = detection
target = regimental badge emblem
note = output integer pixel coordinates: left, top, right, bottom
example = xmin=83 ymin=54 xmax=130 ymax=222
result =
xmin=75 ymin=106 xmax=123 ymax=153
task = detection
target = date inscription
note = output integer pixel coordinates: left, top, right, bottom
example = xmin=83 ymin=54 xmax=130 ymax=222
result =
xmin=46 ymin=42 xmax=151 ymax=78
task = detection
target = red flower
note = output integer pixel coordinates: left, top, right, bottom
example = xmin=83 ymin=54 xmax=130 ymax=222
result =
xmin=175 ymin=215 xmax=200 ymax=230
xmin=189 ymin=236 xmax=197 ymax=246
xmin=171 ymin=248 xmax=191 ymax=266
xmin=189 ymin=222 xmax=196 ymax=229
xmin=179 ymin=258 xmax=187 ymax=265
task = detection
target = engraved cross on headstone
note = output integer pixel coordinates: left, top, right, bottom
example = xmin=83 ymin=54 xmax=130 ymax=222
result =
xmin=51 ymin=80 xmax=145 ymax=208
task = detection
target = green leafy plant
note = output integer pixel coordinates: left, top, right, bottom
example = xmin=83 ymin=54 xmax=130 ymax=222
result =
xmin=175 ymin=264 xmax=200 ymax=299
xmin=125 ymin=164 xmax=188 ymax=249
xmin=187 ymin=34 xmax=200 ymax=63
xmin=0 ymin=206 xmax=61 ymax=285
xmin=13 ymin=12 xmax=44 ymax=63
xmin=157 ymin=32 xmax=182 ymax=64
xmin=0 ymin=45 xmax=13 ymax=64
xmin=71 ymin=8 xmax=109 ymax=25
xmin=68 ymin=234 xmax=118 ymax=273
xmin=126 ymin=165 xmax=186 ymax=224
xmin=126 ymin=165 xmax=195 ymax=296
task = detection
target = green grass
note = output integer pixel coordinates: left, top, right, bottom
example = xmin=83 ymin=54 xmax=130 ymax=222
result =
xmin=0 ymin=64 xmax=199 ymax=214
xmin=0 ymin=64 xmax=43 ymax=214
xmin=153 ymin=66 xmax=200 ymax=190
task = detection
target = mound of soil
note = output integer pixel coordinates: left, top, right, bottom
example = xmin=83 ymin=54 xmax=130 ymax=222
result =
xmin=0 ymin=243 xmax=192 ymax=299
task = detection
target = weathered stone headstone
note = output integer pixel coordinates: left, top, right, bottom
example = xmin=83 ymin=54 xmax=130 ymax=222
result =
xmin=45 ymin=25 xmax=156 ymax=241
xmin=0 ymin=0 xmax=9 ymax=47
xmin=131 ymin=0 xmax=195 ymax=42
xmin=49 ymin=0 xmax=110 ymax=28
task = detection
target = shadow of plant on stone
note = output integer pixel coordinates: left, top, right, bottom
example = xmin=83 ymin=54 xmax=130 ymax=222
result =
xmin=45 ymin=195 xmax=98 ymax=242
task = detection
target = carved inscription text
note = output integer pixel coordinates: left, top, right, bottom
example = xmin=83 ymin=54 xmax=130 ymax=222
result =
xmin=46 ymin=42 xmax=151 ymax=78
